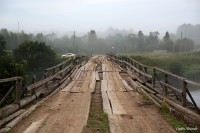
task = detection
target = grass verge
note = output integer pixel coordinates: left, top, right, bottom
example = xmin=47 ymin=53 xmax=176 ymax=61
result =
xmin=87 ymin=109 xmax=109 ymax=132
xmin=159 ymin=101 xmax=199 ymax=133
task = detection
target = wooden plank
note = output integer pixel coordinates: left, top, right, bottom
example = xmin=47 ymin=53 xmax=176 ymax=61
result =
xmin=160 ymin=81 xmax=182 ymax=94
xmin=122 ymin=80 xmax=133 ymax=91
xmin=109 ymin=114 xmax=122 ymax=133
xmin=126 ymin=77 xmax=140 ymax=91
xmin=73 ymin=67 xmax=82 ymax=80
xmin=102 ymin=91 xmax=112 ymax=114
xmin=0 ymin=109 xmax=25 ymax=128
xmin=101 ymin=80 xmax=108 ymax=92
xmin=103 ymin=72 xmax=107 ymax=80
xmin=0 ymin=77 xmax=22 ymax=83
xmin=112 ymin=73 xmax=126 ymax=92
xmin=107 ymin=91 xmax=126 ymax=114
xmin=106 ymin=72 xmax=111 ymax=80
xmin=95 ymin=72 xmax=100 ymax=80
xmin=62 ymin=80 xmax=76 ymax=92
xmin=115 ymin=72 xmax=123 ymax=80
xmin=27 ymin=64 xmax=72 ymax=91
xmin=23 ymin=115 xmax=49 ymax=133
xmin=89 ymin=79 xmax=96 ymax=92
xmin=102 ymin=64 xmax=106 ymax=71
xmin=107 ymin=80 xmax=115 ymax=91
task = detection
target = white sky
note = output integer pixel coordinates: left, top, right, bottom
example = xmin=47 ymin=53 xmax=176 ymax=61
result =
xmin=0 ymin=0 xmax=199 ymax=36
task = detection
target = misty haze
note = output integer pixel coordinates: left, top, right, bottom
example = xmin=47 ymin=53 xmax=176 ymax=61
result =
xmin=0 ymin=0 xmax=200 ymax=132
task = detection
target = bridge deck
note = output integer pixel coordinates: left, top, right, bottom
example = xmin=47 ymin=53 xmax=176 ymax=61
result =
xmin=11 ymin=56 xmax=176 ymax=133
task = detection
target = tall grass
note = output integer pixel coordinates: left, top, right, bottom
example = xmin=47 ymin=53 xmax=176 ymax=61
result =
xmin=123 ymin=51 xmax=200 ymax=82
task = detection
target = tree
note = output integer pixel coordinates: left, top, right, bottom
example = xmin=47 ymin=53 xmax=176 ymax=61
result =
xmin=175 ymin=37 xmax=194 ymax=52
xmin=137 ymin=31 xmax=145 ymax=51
xmin=163 ymin=31 xmax=174 ymax=52
xmin=148 ymin=31 xmax=160 ymax=47
xmin=164 ymin=31 xmax=170 ymax=40
xmin=0 ymin=40 xmax=25 ymax=106
xmin=0 ymin=35 xmax=6 ymax=54
xmin=14 ymin=41 xmax=56 ymax=71
xmin=88 ymin=30 xmax=97 ymax=43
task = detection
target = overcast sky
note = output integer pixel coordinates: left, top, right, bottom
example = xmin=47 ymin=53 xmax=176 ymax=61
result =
xmin=0 ymin=0 xmax=199 ymax=36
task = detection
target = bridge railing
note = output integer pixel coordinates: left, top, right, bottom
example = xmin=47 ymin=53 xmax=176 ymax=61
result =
xmin=0 ymin=55 xmax=89 ymax=119
xmin=108 ymin=54 xmax=200 ymax=114
xmin=0 ymin=77 xmax=23 ymax=107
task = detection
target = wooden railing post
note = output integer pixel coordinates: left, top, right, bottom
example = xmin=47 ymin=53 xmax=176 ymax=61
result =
xmin=164 ymin=74 xmax=169 ymax=96
xmin=152 ymin=68 xmax=156 ymax=88
xmin=43 ymin=70 xmax=48 ymax=89
xmin=182 ymin=80 xmax=187 ymax=107
xmin=31 ymin=74 xmax=36 ymax=95
xmin=15 ymin=78 xmax=22 ymax=104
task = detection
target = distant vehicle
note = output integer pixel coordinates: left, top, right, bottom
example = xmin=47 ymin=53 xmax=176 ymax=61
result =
xmin=62 ymin=53 xmax=75 ymax=57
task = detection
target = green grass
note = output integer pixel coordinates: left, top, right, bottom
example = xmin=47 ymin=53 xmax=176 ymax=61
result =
xmin=143 ymin=95 xmax=150 ymax=100
xmin=159 ymin=101 xmax=199 ymax=133
xmin=87 ymin=109 xmax=109 ymax=131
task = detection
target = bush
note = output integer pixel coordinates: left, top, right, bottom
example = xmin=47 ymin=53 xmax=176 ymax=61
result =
xmin=168 ymin=61 xmax=183 ymax=75
xmin=14 ymin=41 xmax=56 ymax=71
xmin=0 ymin=50 xmax=25 ymax=106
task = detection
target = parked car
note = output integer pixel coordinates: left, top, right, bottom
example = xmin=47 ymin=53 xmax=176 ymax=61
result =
xmin=62 ymin=53 xmax=75 ymax=57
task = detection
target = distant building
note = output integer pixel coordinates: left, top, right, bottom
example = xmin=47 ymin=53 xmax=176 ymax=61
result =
xmin=153 ymin=50 xmax=168 ymax=53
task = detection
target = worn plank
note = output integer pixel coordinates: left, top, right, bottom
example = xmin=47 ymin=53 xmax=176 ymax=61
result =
xmin=107 ymin=92 xmax=126 ymax=114
xmin=101 ymin=80 xmax=108 ymax=92
xmin=109 ymin=114 xmax=122 ymax=133
xmin=107 ymin=80 xmax=115 ymax=91
xmin=102 ymin=91 xmax=112 ymax=114
xmin=122 ymin=80 xmax=133 ymax=91
xmin=62 ymin=80 xmax=76 ymax=92
xmin=95 ymin=72 xmax=100 ymax=80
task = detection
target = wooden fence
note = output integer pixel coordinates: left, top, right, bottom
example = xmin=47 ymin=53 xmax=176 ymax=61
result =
xmin=0 ymin=55 xmax=89 ymax=119
xmin=108 ymin=54 xmax=200 ymax=127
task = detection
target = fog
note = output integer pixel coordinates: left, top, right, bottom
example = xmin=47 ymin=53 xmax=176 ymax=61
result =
xmin=0 ymin=0 xmax=200 ymax=36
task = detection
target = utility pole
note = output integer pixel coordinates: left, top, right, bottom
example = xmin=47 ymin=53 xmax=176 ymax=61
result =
xmin=180 ymin=32 xmax=182 ymax=56
xmin=18 ymin=22 xmax=19 ymax=33
xmin=73 ymin=31 xmax=75 ymax=53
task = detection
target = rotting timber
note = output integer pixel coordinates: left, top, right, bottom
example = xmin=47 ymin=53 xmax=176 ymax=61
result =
xmin=0 ymin=55 xmax=90 ymax=132
xmin=0 ymin=55 xmax=199 ymax=133
xmin=107 ymin=54 xmax=200 ymax=128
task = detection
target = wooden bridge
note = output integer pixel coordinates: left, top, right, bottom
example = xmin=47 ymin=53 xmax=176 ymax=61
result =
xmin=0 ymin=55 xmax=199 ymax=133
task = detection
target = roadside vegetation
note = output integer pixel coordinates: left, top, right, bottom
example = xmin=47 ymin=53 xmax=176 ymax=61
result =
xmin=0 ymin=35 xmax=66 ymax=107
xmin=121 ymin=51 xmax=200 ymax=82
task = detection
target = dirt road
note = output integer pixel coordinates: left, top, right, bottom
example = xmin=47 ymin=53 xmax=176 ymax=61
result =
xmin=11 ymin=56 xmax=176 ymax=133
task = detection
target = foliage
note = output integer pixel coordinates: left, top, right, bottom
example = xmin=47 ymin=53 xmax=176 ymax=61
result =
xmin=0 ymin=25 xmax=198 ymax=55
xmin=169 ymin=61 xmax=183 ymax=75
xmin=14 ymin=41 xmax=56 ymax=71
xmin=175 ymin=38 xmax=194 ymax=52
xmin=0 ymin=35 xmax=6 ymax=54
xmin=0 ymin=50 xmax=25 ymax=106
xmin=128 ymin=52 xmax=200 ymax=81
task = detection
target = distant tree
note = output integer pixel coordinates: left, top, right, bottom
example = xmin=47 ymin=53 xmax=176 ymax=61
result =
xmin=164 ymin=31 xmax=170 ymax=40
xmin=163 ymin=31 xmax=174 ymax=52
xmin=137 ymin=31 xmax=145 ymax=51
xmin=175 ymin=37 xmax=194 ymax=52
xmin=14 ymin=41 xmax=56 ymax=71
xmin=0 ymin=35 xmax=6 ymax=54
xmin=35 ymin=33 xmax=46 ymax=42
xmin=88 ymin=30 xmax=97 ymax=43
xmin=148 ymin=31 xmax=160 ymax=46
xmin=176 ymin=24 xmax=200 ymax=45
